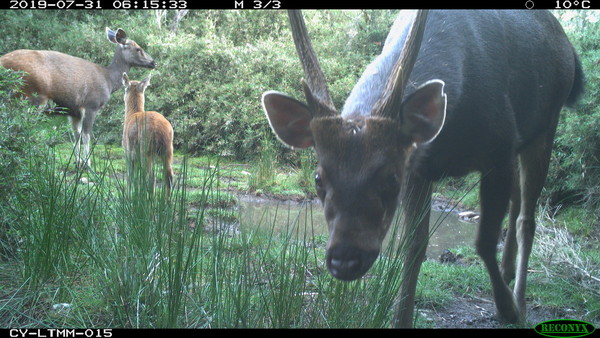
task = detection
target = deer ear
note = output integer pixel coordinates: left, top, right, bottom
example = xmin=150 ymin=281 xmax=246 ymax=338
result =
xmin=115 ymin=28 xmax=128 ymax=45
xmin=106 ymin=28 xmax=117 ymax=44
xmin=400 ymin=80 xmax=446 ymax=144
xmin=106 ymin=28 xmax=127 ymax=45
xmin=262 ymin=91 xmax=314 ymax=149
xmin=139 ymin=77 xmax=150 ymax=92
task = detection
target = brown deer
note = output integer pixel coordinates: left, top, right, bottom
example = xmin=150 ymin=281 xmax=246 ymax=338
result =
xmin=262 ymin=10 xmax=584 ymax=327
xmin=0 ymin=28 xmax=157 ymax=168
xmin=122 ymin=73 xmax=173 ymax=198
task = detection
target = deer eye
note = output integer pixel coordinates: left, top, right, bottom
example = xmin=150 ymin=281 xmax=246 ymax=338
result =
xmin=315 ymin=173 xmax=323 ymax=188
xmin=314 ymin=171 xmax=328 ymax=200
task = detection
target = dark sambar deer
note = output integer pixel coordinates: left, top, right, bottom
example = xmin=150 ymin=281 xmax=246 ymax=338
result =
xmin=262 ymin=10 xmax=584 ymax=327
xmin=0 ymin=28 xmax=157 ymax=168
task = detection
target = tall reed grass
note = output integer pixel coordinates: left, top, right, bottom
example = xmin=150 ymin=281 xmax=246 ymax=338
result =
xmin=2 ymin=69 xmax=597 ymax=329
xmin=3 ymin=135 xmax=452 ymax=328
xmin=0 ymin=87 xmax=446 ymax=327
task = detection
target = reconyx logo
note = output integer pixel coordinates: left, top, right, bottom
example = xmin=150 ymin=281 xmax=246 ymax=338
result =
xmin=535 ymin=319 xmax=596 ymax=338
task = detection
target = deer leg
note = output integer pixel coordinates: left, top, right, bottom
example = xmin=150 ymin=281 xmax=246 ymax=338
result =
xmin=476 ymin=163 xmax=519 ymax=323
xmin=164 ymin=143 xmax=174 ymax=199
xmin=163 ymin=159 xmax=173 ymax=199
xmin=68 ymin=115 xmax=83 ymax=168
xmin=126 ymin=157 xmax=135 ymax=194
xmin=393 ymin=175 xmax=432 ymax=328
xmin=501 ymin=167 xmax=521 ymax=284
xmin=80 ymin=131 xmax=91 ymax=168
xmin=143 ymin=154 xmax=153 ymax=196
xmin=512 ymin=128 xmax=556 ymax=321
xmin=80 ymin=108 xmax=97 ymax=169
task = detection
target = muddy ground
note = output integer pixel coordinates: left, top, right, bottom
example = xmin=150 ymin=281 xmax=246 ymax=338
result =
xmin=417 ymin=295 xmax=586 ymax=329
xmin=245 ymin=194 xmax=594 ymax=329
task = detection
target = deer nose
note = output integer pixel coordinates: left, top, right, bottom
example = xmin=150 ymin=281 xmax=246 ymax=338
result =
xmin=326 ymin=245 xmax=378 ymax=281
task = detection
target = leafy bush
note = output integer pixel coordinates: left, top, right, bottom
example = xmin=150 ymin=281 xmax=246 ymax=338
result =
xmin=0 ymin=9 xmax=598 ymax=222
xmin=0 ymin=68 xmax=39 ymax=203
xmin=0 ymin=67 xmax=50 ymax=258
xmin=0 ymin=10 xmax=393 ymax=162
xmin=548 ymin=11 xmax=600 ymax=221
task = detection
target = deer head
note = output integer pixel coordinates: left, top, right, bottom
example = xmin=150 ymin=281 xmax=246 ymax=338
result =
xmin=262 ymin=10 xmax=446 ymax=281
xmin=107 ymin=28 xmax=157 ymax=69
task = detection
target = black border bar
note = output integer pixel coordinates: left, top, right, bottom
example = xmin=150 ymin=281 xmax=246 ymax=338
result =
xmin=2 ymin=0 xmax=599 ymax=10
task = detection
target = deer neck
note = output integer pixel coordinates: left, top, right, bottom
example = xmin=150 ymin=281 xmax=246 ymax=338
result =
xmin=125 ymin=94 xmax=144 ymax=117
xmin=107 ymin=47 xmax=132 ymax=94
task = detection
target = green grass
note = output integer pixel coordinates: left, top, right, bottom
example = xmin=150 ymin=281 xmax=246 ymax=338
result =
xmin=0 ymin=140 xmax=416 ymax=328
xmin=1 ymin=135 xmax=598 ymax=328
xmin=416 ymin=246 xmax=490 ymax=308
xmin=554 ymin=206 xmax=598 ymax=237
xmin=412 ymin=219 xmax=600 ymax=326
xmin=528 ymin=210 xmax=600 ymax=322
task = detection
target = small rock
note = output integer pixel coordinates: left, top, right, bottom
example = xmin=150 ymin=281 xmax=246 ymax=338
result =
xmin=439 ymin=249 xmax=464 ymax=264
xmin=52 ymin=303 xmax=72 ymax=314
xmin=79 ymin=177 xmax=94 ymax=186
xmin=458 ymin=211 xmax=477 ymax=217
xmin=459 ymin=211 xmax=479 ymax=222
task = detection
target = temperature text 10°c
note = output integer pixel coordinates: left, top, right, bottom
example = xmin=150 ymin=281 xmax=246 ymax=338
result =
xmin=555 ymin=0 xmax=592 ymax=8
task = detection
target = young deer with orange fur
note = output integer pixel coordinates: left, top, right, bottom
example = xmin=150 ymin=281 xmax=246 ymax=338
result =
xmin=0 ymin=28 xmax=157 ymax=168
xmin=122 ymin=73 xmax=174 ymax=198
xmin=262 ymin=10 xmax=583 ymax=327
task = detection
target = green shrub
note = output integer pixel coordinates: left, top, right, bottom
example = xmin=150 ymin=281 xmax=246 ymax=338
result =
xmin=0 ymin=10 xmax=388 ymax=162
xmin=1 ymin=9 xmax=598 ymax=222
xmin=548 ymin=11 xmax=600 ymax=222
xmin=0 ymin=67 xmax=48 ymax=259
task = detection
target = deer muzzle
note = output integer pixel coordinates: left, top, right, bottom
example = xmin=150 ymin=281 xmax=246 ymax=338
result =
xmin=326 ymin=244 xmax=379 ymax=281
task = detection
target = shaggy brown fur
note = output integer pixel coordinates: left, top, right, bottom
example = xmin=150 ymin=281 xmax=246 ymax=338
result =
xmin=122 ymin=73 xmax=173 ymax=197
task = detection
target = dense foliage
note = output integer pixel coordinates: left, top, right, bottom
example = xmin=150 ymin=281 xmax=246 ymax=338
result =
xmin=0 ymin=10 xmax=397 ymax=159
xmin=0 ymin=9 xmax=598 ymax=329
xmin=549 ymin=11 xmax=600 ymax=220
xmin=0 ymin=9 xmax=598 ymax=220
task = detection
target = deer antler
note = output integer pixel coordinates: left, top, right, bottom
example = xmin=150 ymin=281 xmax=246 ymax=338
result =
xmin=288 ymin=10 xmax=336 ymax=117
xmin=373 ymin=10 xmax=429 ymax=118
